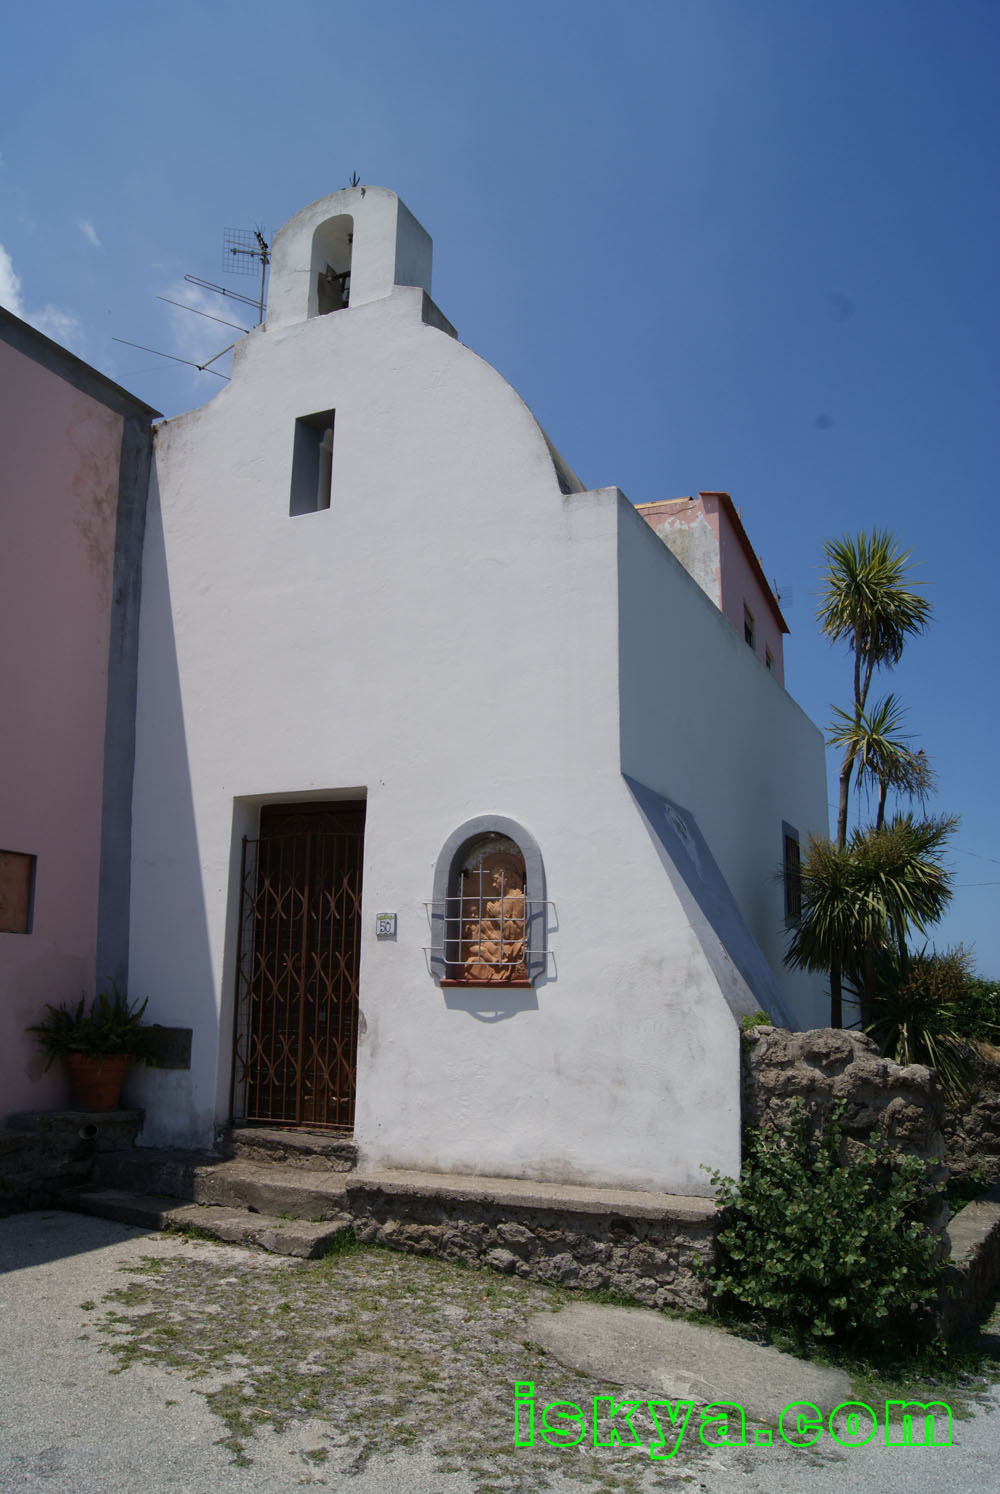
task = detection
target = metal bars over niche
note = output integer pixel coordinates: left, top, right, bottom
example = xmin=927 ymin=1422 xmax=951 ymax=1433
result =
xmin=426 ymin=894 xmax=552 ymax=983
xmin=428 ymin=842 xmax=551 ymax=983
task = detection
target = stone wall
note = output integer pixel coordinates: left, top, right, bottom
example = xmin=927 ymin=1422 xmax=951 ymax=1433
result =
xmin=346 ymin=1178 xmax=716 ymax=1311
xmin=944 ymin=1047 xmax=1000 ymax=1183
xmin=743 ymin=1025 xmax=944 ymax=1158
xmin=741 ymin=1026 xmax=948 ymax=1232
xmin=0 ymin=1110 xmax=144 ymax=1213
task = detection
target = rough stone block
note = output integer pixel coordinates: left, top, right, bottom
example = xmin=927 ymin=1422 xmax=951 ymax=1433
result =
xmin=484 ymin=1247 xmax=519 ymax=1274
xmin=743 ymin=1025 xmax=947 ymax=1238
xmin=496 ymin=1220 xmax=534 ymax=1252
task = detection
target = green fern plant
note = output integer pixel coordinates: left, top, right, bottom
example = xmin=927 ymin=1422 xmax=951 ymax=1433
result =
xmin=28 ymin=983 xmax=160 ymax=1068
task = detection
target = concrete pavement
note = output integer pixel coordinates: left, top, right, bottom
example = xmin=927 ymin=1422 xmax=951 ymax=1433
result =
xmin=1 ymin=1210 xmax=998 ymax=1493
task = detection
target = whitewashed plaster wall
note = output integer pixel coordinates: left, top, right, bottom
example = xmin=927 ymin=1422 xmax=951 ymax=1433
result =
xmin=127 ymin=188 xmax=825 ymax=1190
xmin=266 ymin=185 xmax=432 ymax=329
xmin=617 ymin=505 xmax=829 ymax=1028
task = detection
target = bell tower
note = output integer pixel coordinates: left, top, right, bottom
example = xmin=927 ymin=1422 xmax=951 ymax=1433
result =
xmin=265 ymin=185 xmax=433 ymax=331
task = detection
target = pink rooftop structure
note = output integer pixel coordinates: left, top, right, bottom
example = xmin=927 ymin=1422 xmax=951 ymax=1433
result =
xmin=637 ymin=491 xmax=789 ymax=686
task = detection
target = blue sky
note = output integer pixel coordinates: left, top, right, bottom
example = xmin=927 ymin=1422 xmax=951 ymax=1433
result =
xmin=3 ymin=0 xmax=998 ymax=975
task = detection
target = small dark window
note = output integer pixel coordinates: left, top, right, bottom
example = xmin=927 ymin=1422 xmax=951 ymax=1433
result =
xmin=0 ymin=849 xmax=35 ymax=934
xmin=744 ymin=604 xmax=755 ymax=650
xmin=290 ymin=410 xmax=335 ymax=516
xmin=765 ymin=646 xmax=775 ymax=673
xmin=783 ymin=827 xmax=802 ymax=924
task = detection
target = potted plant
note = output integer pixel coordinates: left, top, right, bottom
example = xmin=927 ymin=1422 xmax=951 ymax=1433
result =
xmin=28 ymin=983 xmax=161 ymax=1111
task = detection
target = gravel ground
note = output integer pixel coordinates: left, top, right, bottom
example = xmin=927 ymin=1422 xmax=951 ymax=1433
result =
xmin=3 ymin=1211 xmax=1000 ymax=1494
xmin=86 ymin=1226 xmax=667 ymax=1492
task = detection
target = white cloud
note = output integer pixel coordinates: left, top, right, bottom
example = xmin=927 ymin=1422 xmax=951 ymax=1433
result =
xmin=0 ymin=243 xmax=25 ymax=315
xmin=33 ymin=304 xmax=85 ymax=350
xmin=0 ymin=241 xmax=85 ymax=356
xmin=163 ymin=278 xmax=243 ymax=372
xmin=77 ymin=218 xmax=101 ymax=250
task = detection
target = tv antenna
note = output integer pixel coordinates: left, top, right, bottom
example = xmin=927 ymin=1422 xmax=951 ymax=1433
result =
xmin=110 ymin=335 xmax=235 ymax=379
xmin=112 ymin=221 xmax=271 ymax=384
xmin=223 ymin=226 xmax=270 ymax=325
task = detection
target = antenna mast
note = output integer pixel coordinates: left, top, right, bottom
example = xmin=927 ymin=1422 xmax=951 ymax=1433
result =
xmin=223 ymin=226 xmax=270 ymax=324
xmin=112 ymin=220 xmax=270 ymax=384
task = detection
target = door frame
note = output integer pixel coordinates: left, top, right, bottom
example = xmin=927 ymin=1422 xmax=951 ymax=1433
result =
xmin=229 ymin=799 xmax=366 ymax=1131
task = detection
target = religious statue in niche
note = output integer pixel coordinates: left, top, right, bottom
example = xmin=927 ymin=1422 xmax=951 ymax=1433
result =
xmin=455 ymin=837 xmax=527 ymax=983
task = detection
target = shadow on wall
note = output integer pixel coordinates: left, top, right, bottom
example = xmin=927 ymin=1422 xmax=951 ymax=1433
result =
xmin=439 ymin=987 xmax=541 ymax=1023
xmin=624 ymin=775 xmax=792 ymax=1027
xmin=122 ymin=474 xmax=218 ymax=1143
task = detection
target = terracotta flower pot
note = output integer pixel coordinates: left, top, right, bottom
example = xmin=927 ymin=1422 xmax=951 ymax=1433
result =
xmin=65 ymin=1053 xmax=131 ymax=1112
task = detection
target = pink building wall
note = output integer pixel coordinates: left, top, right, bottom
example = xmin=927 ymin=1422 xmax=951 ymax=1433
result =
xmin=0 ymin=317 xmax=155 ymax=1116
xmin=636 ymin=491 xmax=788 ymax=685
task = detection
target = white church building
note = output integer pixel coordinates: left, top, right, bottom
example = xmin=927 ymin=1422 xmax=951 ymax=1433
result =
xmin=125 ymin=185 xmax=828 ymax=1196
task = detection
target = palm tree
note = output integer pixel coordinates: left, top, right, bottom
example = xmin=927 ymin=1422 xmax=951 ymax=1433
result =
xmin=827 ymin=694 xmax=936 ymax=830
xmin=784 ymin=835 xmax=859 ymax=1028
xmin=864 ymin=944 xmax=979 ymax=1103
xmin=817 ymin=533 xmax=931 ymax=847
xmin=848 ymin=814 xmax=956 ymax=1025
xmin=785 ymin=815 xmax=956 ymax=1028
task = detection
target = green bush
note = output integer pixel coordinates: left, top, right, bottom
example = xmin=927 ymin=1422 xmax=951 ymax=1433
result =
xmin=702 ymin=1101 xmax=944 ymax=1352
xmin=740 ymin=1009 xmax=774 ymax=1034
xmin=740 ymin=1009 xmax=777 ymax=1052
xmin=944 ymin=1163 xmax=991 ymax=1214
xmin=864 ymin=945 xmax=990 ymax=1102
xmin=950 ymin=972 xmax=1000 ymax=1044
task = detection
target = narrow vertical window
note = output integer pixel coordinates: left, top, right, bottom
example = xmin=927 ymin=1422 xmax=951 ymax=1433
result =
xmin=289 ymin=409 xmax=335 ymax=516
xmin=744 ymin=604 xmax=755 ymax=650
xmin=765 ymin=646 xmax=774 ymax=673
xmin=783 ymin=825 xmax=801 ymax=924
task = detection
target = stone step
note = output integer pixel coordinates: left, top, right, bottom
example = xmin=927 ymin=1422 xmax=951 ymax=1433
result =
xmin=63 ymin=1187 xmax=353 ymax=1259
xmin=341 ymin=1168 xmax=719 ymax=1312
xmin=218 ymin=1126 xmax=358 ymax=1172
xmin=91 ymin=1148 xmax=350 ymax=1219
xmin=61 ymin=1159 xmax=721 ymax=1309
xmin=91 ymin=1146 xmax=215 ymax=1196
xmin=349 ymin=1168 xmax=719 ymax=1222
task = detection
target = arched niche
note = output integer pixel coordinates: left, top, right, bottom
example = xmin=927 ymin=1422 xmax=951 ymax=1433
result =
xmin=429 ymin=815 xmax=546 ymax=985
xmin=309 ymin=214 xmax=353 ymax=318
